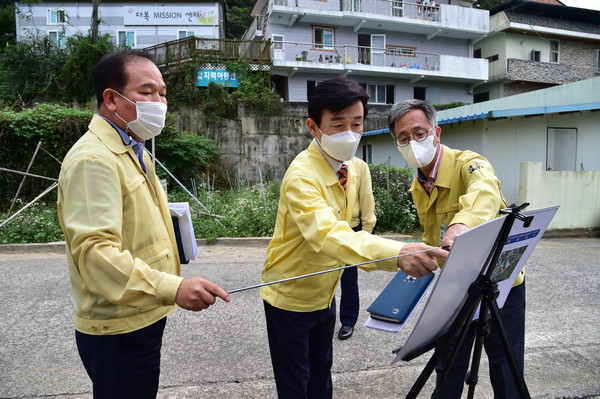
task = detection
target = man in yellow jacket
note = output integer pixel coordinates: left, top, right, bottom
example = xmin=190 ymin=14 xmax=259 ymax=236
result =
xmin=337 ymin=157 xmax=376 ymax=340
xmin=57 ymin=49 xmax=230 ymax=398
xmin=388 ymin=99 xmax=526 ymax=399
xmin=261 ymin=77 xmax=448 ymax=398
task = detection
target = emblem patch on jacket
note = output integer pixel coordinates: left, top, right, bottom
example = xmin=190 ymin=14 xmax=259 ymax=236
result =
xmin=469 ymin=162 xmax=484 ymax=173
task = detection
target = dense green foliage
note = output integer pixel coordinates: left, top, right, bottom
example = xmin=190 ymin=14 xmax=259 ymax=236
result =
xmin=0 ymin=104 xmax=223 ymax=211
xmin=0 ymin=200 xmax=64 ymax=244
xmin=474 ymin=0 xmax=504 ymax=10
xmin=225 ymin=0 xmax=255 ymax=39
xmin=155 ymin=123 xmax=222 ymax=184
xmin=370 ymin=162 xmax=420 ymax=234
xmin=0 ymin=33 xmax=116 ymax=105
xmin=163 ymin=59 xmax=282 ymax=117
xmin=0 ymin=104 xmax=92 ymax=208
xmin=0 ymin=0 xmax=16 ymax=49
xmin=1 ymin=162 xmax=419 ymax=244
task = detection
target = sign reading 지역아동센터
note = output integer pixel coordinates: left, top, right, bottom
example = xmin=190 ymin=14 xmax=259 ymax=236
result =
xmin=196 ymin=69 xmax=239 ymax=87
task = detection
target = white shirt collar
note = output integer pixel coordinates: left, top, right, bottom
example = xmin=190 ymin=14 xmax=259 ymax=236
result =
xmin=313 ymin=138 xmax=346 ymax=172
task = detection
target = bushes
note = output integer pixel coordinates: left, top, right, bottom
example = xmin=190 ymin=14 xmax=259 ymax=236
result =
xmin=0 ymin=104 xmax=222 ymax=212
xmin=370 ymin=162 xmax=419 ymax=234
xmin=0 ymin=104 xmax=93 ymax=208
xmin=0 ymin=200 xmax=64 ymax=244
xmin=0 ymin=33 xmax=116 ymax=105
xmin=0 ymin=164 xmax=418 ymax=243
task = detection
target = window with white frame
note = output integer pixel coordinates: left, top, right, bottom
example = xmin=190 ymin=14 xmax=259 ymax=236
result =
xmin=367 ymin=84 xmax=389 ymax=104
xmin=550 ymin=40 xmax=559 ymax=63
xmin=594 ymin=49 xmax=600 ymax=74
xmin=178 ymin=30 xmax=195 ymax=39
xmin=272 ymin=34 xmax=284 ymax=60
xmin=313 ymin=27 xmax=334 ymax=49
xmin=48 ymin=31 xmax=66 ymax=48
xmin=117 ymin=31 xmax=136 ymax=47
xmin=47 ymin=9 xmax=67 ymax=24
xmin=361 ymin=143 xmax=372 ymax=164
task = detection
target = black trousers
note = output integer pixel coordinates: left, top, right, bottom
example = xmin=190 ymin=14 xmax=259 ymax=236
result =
xmin=339 ymin=265 xmax=359 ymax=327
xmin=75 ymin=317 xmax=167 ymax=399
xmin=431 ymin=280 xmax=526 ymax=399
xmin=339 ymin=224 xmax=362 ymax=327
xmin=264 ymin=300 xmax=336 ymax=399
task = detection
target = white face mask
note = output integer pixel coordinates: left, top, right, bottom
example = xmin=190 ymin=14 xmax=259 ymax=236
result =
xmin=114 ymin=91 xmax=167 ymax=140
xmin=397 ymin=135 xmax=437 ymax=168
xmin=318 ymin=128 xmax=361 ymax=161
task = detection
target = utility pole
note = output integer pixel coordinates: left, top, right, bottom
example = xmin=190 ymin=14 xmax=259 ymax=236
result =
xmin=91 ymin=0 xmax=100 ymax=44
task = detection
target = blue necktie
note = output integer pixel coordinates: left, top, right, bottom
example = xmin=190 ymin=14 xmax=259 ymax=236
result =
xmin=132 ymin=143 xmax=147 ymax=173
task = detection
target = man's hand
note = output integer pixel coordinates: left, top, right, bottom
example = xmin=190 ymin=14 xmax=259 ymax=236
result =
xmin=175 ymin=277 xmax=231 ymax=311
xmin=441 ymin=223 xmax=470 ymax=249
xmin=397 ymin=243 xmax=448 ymax=278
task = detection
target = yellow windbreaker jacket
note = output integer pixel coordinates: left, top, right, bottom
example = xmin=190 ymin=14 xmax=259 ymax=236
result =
xmin=260 ymin=142 xmax=404 ymax=312
xmin=410 ymin=145 xmax=524 ymax=286
xmin=348 ymin=157 xmax=376 ymax=233
xmin=57 ymin=115 xmax=183 ymax=335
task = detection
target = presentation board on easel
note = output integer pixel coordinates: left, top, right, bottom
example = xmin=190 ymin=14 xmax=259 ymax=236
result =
xmin=392 ymin=206 xmax=559 ymax=364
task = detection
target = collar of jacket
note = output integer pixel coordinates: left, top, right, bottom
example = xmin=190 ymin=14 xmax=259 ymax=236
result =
xmin=88 ymin=114 xmax=130 ymax=155
xmin=305 ymin=140 xmax=349 ymax=189
xmin=432 ymin=145 xmax=455 ymax=189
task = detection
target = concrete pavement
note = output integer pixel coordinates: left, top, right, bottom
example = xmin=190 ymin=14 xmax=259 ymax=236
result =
xmin=0 ymin=237 xmax=599 ymax=399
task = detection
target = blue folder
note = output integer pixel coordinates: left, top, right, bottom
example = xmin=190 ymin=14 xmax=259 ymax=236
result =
xmin=367 ymin=270 xmax=435 ymax=323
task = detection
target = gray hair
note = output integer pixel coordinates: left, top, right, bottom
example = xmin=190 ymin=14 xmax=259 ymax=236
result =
xmin=387 ymin=99 xmax=438 ymax=134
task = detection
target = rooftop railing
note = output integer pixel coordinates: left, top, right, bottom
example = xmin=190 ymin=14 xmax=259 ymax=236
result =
xmin=273 ymin=41 xmax=440 ymax=71
xmin=144 ymin=37 xmax=271 ymax=67
xmin=272 ymin=0 xmax=441 ymax=22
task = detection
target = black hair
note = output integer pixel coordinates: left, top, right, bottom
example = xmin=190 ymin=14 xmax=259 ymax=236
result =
xmin=93 ymin=49 xmax=155 ymax=107
xmin=307 ymin=76 xmax=370 ymax=126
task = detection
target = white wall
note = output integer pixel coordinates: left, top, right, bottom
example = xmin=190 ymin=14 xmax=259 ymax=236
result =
xmin=15 ymin=1 xmax=225 ymax=47
xmin=519 ymin=162 xmax=600 ymax=230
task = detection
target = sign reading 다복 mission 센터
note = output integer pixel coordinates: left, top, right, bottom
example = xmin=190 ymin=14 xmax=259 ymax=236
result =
xmin=123 ymin=6 xmax=217 ymax=25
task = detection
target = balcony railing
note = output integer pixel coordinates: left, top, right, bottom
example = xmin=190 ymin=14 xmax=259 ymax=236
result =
xmin=273 ymin=41 xmax=440 ymax=71
xmin=272 ymin=0 xmax=441 ymax=22
xmin=144 ymin=37 xmax=271 ymax=67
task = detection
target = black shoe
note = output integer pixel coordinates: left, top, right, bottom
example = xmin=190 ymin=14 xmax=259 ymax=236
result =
xmin=338 ymin=325 xmax=354 ymax=340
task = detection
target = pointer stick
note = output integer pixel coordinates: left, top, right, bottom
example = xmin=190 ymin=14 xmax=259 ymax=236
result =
xmin=227 ymin=246 xmax=449 ymax=294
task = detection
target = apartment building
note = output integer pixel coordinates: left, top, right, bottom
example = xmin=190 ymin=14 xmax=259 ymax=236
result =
xmin=473 ymin=0 xmax=600 ymax=101
xmin=14 ymin=0 xmax=227 ymax=49
xmin=243 ymin=0 xmax=490 ymax=104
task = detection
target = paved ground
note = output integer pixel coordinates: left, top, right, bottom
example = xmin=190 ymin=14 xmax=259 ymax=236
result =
xmin=0 ymin=237 xmax=599 ymax=399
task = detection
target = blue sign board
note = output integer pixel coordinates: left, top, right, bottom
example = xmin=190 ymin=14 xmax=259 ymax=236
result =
xmin=196 ymin=69 xmax=239 ymax=87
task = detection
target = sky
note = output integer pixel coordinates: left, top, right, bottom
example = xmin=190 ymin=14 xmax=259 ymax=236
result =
xmin=560 ymin=0 xmax=600 ymax=10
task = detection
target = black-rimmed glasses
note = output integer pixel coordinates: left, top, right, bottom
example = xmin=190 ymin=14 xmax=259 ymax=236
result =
xmin=391 ymin=127 xmax=435 ymax=147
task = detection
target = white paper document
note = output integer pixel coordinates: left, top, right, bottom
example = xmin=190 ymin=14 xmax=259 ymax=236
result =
xmin=392 ymin=205 xmax=558 ymax=364
xmin=169 ymin=202 xmax=198 ymax=261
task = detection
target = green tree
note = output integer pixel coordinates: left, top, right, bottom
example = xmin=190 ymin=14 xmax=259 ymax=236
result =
xmin=0 ymin=33 xmax=115 ymax=105
xmin=59 ymin=34 xmax=115 ymax=104
xmin=226 ymin=5 xmax=253 ymax=39
xmin=0 ymin=0 xmax=16 ymax=50
xmin=474 ymin=0 xmax=504 ymax=10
